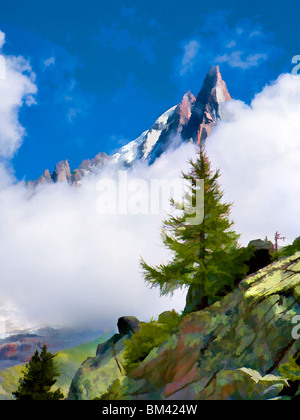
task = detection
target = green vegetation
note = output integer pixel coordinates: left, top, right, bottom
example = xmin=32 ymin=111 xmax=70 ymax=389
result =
xmin=13 ymin=345 xmax=64 ymax=400
xmin=123 ymin=310 xmax=181 ymax=374
xmin=279 ymin=356 xmax=300 ymax=382
xmin=278 ymin=236 xmax=300 ymax=258
xmin=141 ymin=144 xmax=252 ymax=312
xmin=279 ymin=354 xmax=300 ymax=399
xmin=0 ymin=333 xmax=110 ymax=400
xmin=94 ymin=379 xmax=124 ymax=400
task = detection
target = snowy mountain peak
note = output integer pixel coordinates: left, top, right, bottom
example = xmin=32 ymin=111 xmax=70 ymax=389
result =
xmin=29 ymin=66 xmax=231 ymax=187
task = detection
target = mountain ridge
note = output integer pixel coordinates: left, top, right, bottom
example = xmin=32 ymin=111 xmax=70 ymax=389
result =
xmin=29 ymin=65 xmax=231 ymax=188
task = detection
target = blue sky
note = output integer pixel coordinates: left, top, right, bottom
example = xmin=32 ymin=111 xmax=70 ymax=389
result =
xmin=0 ymin=0 xmax=298 ymax=180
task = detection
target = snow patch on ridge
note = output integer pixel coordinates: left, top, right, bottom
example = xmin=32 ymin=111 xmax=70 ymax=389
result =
xmin=141 ymin=106 xmax=177 ymax=160
xmin=112 ymin=131 xmax=148 ymax=166
xmin=112 ymin=106 xmax=176 ymax=166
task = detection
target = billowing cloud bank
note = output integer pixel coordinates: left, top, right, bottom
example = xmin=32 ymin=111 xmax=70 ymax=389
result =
xmin=0 ymin=41 xmax=299 ymax=333
xmin=0 ymin=146 xmax=194 ymax=331
xmin=0 ymin=33 xmax=37 ymax=159
xmin=207 ymin=73 xmax=300 ymax=246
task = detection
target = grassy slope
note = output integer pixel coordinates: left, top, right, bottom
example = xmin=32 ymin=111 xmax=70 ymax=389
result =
xmin=0 ymin=332 xmax=113 ymax=400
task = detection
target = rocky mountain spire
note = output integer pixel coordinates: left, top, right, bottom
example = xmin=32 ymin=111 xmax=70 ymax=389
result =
xmin=182 ymin=65 xmax=231 ymax=144
xmin=51 ymin=160 xmax=72 ymax=183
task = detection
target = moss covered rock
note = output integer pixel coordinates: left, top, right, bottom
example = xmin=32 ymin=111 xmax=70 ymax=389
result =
xmin=121 ymin=253 xmax=300 ymax=400
xmin=68 ymin=253 xmax=300 ymax=400
xmin=68 ymin=317 xmax=141 ymax=400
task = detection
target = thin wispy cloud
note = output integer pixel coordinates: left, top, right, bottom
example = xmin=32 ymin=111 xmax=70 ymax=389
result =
xmin=38 ymin=47 xmax=90 ymax=124
xmin=216 ymin=51 xmax=268 ymax=70
xmin=175 ymin=12 xmax=282 ymax=77
xmin=180 ymin=40 xmax=201 ymax=75
xmin=0 ymin=31 xmax=5 ymax=49
xmin=43 ymin=56 xmax=56 ymax=69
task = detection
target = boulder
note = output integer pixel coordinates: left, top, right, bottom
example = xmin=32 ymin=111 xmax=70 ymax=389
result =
xmin=117 ymin=317 xmax=141 ymax=336
xmin=68 ymin=316 xmax=141 ymax=400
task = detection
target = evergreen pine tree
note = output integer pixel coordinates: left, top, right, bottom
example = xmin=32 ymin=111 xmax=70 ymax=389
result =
xmin=141 ymin=144 xmax=252 ymax=312
xmin=13 ymin=345 xmax=64 ymax=400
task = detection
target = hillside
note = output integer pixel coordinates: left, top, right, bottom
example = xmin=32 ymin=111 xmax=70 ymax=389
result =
xmin=68 ymin=253 xmax=300 ymax=400
xmin=0 ymin=332 xmax=112 ymax=400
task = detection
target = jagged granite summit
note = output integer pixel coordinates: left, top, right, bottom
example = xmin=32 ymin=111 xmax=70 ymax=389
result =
xmin=68 ymin=253 xmax=300 ymax=400
xmin=182 ymin=65 xmax=231 ymax=143
xmin=29 ymin=66 xmax=231 ymax=187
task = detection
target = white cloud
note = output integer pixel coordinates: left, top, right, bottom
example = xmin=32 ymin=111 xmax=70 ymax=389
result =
xmin=0 ymin=52 xmax=37 ymax=158
xmin=0 ymin=29 xmax=298 ymax=334
xmin=206 ymin=73 xmax=300 ymax=246
xmin=43 ymin=56 xmax=55 ymax=69
xmin=180 ymin=40 xmax=201 ymax=75
xmin=0 ymin=144 xmax=195 ymax=331
xmin=174 ymin=13 xmax=280 ymax=82
xmin=216 ymin=51 xmax=268 ymax=69
xmin=0 ymin=31 xmax=5 ymax=49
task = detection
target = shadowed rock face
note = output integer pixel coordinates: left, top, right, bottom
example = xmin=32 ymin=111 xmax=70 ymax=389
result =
xmin=29 ymin=66 xmax=231 ymax=188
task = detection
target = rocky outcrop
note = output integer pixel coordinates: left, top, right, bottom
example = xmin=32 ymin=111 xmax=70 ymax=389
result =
xmin=28 ymin=153 xmax=111 ymax=188
xmin=120 ymin=253 xmax=300 ymax=400
xmin=117 ymin=316 xmax=141 ymax=337
xmin=248 ymin=238 xmax=274 ymax=252
xmin=71 ymin=152 xmax=111 ymax=184
xmin=68 ymin=253 xmax=300 ymax=400
xmin=51 ymin=160 xmax=72 ymax=183
xmin=68 ymin=317 xmax=141 ymax=400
